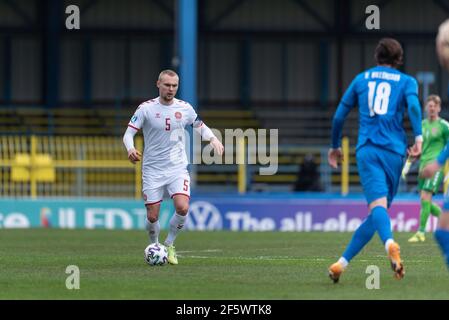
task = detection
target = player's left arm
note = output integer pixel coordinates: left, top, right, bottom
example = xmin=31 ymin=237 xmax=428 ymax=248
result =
xmin=405 ymin=77 xmax=423 ymax=158
xmin=191 ymin=113 xmax=224 ymax=156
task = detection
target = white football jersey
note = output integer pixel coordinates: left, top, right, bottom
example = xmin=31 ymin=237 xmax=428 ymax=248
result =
xmin=127 ymin=97 xmax=201 ymax=178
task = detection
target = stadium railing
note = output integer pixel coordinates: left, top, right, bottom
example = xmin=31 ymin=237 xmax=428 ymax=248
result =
xmin=0 ymin=135 xmax=142 ymax=198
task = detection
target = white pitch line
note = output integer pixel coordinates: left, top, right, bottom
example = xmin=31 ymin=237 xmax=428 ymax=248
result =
xmin=359 ymin=259 xmax=433 ymax=263
xmin=177 ymin=249 xmax=223 ymax=253
xmin=177 ymin=255 xmax=327 ymax=261
xmin=176 ymin=250 xmax=434 ymax=263
xmin=177 ymin=254 xmax=434 ymax=264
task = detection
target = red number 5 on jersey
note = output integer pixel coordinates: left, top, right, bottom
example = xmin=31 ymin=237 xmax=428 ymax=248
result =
xmin=183 ymin=179 xmax=189 ymax=191
xmin=165 ymin=118 xmax=170 ymax=131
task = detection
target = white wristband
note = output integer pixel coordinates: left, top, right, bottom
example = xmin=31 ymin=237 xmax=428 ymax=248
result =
xmin=415 ymin=135 xmax=423 ymax=142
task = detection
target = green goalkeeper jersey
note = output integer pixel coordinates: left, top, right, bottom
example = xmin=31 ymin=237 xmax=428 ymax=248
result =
xmin=419 ymin=118 xmax=449 ymax=171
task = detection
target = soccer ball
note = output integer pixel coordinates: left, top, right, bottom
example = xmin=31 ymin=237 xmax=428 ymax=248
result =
xmin=436 ymin=19 xmax=449 ymax=71
xmin=144 ymin=243 xmax=168 ymax=266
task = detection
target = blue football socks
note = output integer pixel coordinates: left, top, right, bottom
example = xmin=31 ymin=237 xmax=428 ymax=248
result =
xmin=342 ymin=214 xmax=376 ymax=262
xmin=435 ymin=229 xmax=449 ymax=268
xmin=371 ymin=206 xmax=392 ymax=244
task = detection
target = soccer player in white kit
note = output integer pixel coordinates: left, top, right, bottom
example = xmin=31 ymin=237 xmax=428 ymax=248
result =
xmin=123 ymin=69 xmax=224 ymax=265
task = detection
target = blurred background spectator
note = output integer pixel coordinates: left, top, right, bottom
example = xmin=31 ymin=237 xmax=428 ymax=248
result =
xmin=293 ymin=153 xmax=322 ymax=192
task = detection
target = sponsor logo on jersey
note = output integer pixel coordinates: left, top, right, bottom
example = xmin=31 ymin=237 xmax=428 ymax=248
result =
xmin=432 ymin=127 xmax=438 ymax=135
xmin=131 ymin=115 xmax=138 ymax=123
xmin=175 ymin=112 xmax=182 ymax=120
xmin=155 ymin=113 xmax=161 ymax=118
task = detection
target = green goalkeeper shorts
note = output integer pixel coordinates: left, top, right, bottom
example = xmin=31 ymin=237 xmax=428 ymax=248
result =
xmin=418 ymin=169 xmax=444 ymax=194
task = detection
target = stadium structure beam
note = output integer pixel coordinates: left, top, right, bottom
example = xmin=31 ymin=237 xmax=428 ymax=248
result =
xmin=149 ymin=0 xmax=174 ymax=19
xmin=281 ymin=42 xmax=288 ymax=105
xmin=80 ymin=0 xmax=174 ymax=23
xmin=0 ymin=0 xmax=34 ymax=25
xmin=3 ymin=36 xmax=11 ymax=105
xmin=334 ymin=0 xmax=349 ymax=99
xmin=239 ymin=39 xmax=251 ymax=108
xmin=319 ymin=41 xmax=329 ymax=108
xmin=433 ymin=0 xmax=449 ymax=15
xmin=291 ymin=0 xmax=331 ymax=30
xmin=0 ymin=27 xmax=39 ymax=34
xmin=198 ymin=0 xmax=207 ymax=31
xmin=0 ymin=27 xmax=437 ymax=40
xmin=177 ymin=0 xmax=198 ymax=188
xmin=178 ymin=0 xmax=197 ymax=107
xmin=83 ymin=38 xmax=92 ymax=106
xmin=80 ymin=0 xmax=101 ymax=17
xmin=43 ymin=0 xmax=61 ymax=109
xmin=207 ymin=0 xmax=248 ymax=29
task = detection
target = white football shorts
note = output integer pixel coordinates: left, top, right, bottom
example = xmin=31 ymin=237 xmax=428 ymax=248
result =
xmin=142 ymin=171 xmax=190 ymax=205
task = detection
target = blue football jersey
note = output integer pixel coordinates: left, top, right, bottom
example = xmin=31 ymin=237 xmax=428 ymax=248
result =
xmin=341 ymin=66 xmax=419 ymax=155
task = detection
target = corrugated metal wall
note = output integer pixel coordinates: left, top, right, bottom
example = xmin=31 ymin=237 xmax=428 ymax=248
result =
xmin=1 ymin=0 xmax=448 ymax=106
xmin=129 ymin=40 xmax=161 ymax=99
xmin=60 ymin=40 xmax=83 ymax=102
xmin=209 ymin=0 xmax=332 ymax=31
xmin=0 ymin=40 xmax=3 ymax=97
xmin=11 ymin=38 xmax=41 ymax=102
xmin=251 ymin=42 xmax=283 ymax=101
xmin=91 ymin=40 xmax=126 ymax=101
xmin=74 ymin=0 xmax=172 ymax=29
xmin=0 ymin=0 xmax=36 ymax=26
xmin=199 ymin=41 xmax=240 ymax=101
xmin=287 ymin=43 xmax=319 ymax=102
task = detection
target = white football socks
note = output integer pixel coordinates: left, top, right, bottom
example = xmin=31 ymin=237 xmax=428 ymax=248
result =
xmin=385 ymin=239 xmax=394 ymax=253
xmin=147 ymin=219 xmax=160 ymax=244
xmin=338 ymin=257 xmax=349 ymax=269
xmin=165 ymin=213 xmax=187 ymax=246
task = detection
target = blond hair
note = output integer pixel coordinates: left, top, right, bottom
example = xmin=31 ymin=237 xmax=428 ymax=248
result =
xmin=426 ymin=94 xmax=441 ymax=106
xmin=158 ymin=69 xmax=178 ymax=81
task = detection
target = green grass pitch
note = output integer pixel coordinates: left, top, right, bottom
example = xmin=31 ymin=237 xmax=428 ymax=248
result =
xmin=1 ymin=229 xmax=449 ymax=299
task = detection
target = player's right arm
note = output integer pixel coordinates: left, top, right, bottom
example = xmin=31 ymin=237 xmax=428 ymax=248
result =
xmin=329 ymin=77 xmax=358 ymax=169
xmin=123 ymin=127 xmax=141 ymax=164
xmin=123 ymin=106 xmax=144 ymax=164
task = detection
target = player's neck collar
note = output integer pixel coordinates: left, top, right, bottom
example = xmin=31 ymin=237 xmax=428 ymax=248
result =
xmin=158 ymin=96 xmax=174 ymax=106
xmin=377 ymin=64 xmax=394 ymax=69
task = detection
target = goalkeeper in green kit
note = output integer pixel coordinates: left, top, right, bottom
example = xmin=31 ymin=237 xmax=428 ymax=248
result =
xmin=403 ymin=95 xmax=449 ymax=242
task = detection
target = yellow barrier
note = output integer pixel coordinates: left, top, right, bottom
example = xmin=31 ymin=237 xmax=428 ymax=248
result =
xmin=0 ymin=135 xmax=143 ymax=199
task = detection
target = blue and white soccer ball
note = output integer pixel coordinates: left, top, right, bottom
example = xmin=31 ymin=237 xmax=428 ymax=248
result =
xmin=144 ymin=243 xmax=168 ymax=266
